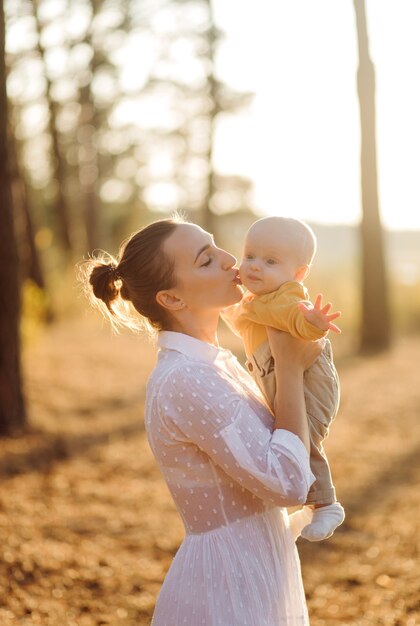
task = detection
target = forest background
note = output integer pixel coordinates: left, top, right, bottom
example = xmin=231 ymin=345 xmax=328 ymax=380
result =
xmin=0 ymin=0 xmax=419 ymax=624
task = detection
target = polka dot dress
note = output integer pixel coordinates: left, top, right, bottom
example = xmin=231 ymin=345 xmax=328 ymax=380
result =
xmin=145 ymin=331 xmax=315 ymax=626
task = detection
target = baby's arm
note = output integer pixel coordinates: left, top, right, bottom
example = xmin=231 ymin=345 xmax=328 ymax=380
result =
xmin=298 ymin=294 xmax=341 ymax=334
xmin=244 ymin=288 xmax=326 ymax=341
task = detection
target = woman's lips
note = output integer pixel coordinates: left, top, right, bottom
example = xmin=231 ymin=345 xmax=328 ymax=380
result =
xmin=233 ymin=271 xmax=242 ymax=284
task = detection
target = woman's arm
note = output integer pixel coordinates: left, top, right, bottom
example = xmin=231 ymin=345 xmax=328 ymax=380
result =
xmin=267 ymin=327 xmax=324 ymax=454
xmin=158 ymin=362 xmax=316 ymax=507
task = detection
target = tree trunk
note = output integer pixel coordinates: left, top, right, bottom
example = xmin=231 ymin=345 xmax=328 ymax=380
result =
xmin=32 ymin=0 xmax=73 ymax=252
xmin=200 ymin=0 xmax=218 ymax=235
xmin=0 ymin=0 xmax=26 ymax=435
xmin=354 ymin=0 xmax=391 ymax=352
xmin=78 ymin=100 xmax=102 ymax=252
xmin=78 ymin=0 xmax=103 ymax=252
xmin=9 ymin=131 xmax=46 ymax=290
xmin=9 ymin=133 xmax=54 ymax=323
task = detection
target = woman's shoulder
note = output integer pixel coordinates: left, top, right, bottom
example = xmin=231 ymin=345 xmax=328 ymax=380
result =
xmin=147 ymin=350 xmax=217 ymax=393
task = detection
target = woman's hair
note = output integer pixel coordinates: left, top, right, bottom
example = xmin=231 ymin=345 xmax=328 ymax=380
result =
xmin=78 ymin=215 xmax=185 ymax=334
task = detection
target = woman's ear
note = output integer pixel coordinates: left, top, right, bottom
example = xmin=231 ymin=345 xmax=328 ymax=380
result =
xmin=155 ymin=290 xmax=185 ymax=311
xmin=295 ymin=265 xmax=310 ymax=283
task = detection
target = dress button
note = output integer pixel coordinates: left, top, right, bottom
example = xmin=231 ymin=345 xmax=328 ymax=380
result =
xmin=247 ymin=362 xmax=253 ymax=372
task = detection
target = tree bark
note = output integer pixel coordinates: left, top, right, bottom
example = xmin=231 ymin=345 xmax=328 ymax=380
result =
xmin=9 ymin=130 xmax=46 ymax=290
xmin=78 ymin=0 xmax=104 ymax=253
xmin=0 ymin=0 xmax=26 ymax=435
xmin=354 ymin=0 xmax=391 ymax=352
xmin=32 ymin=0 xmax=73 ymax=252
xmin=200 ymin=0 xmax=218 ymax=235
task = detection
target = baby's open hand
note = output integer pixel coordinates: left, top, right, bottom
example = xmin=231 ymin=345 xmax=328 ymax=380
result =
xmin=298 ymin=293 xmax=342 ymax=334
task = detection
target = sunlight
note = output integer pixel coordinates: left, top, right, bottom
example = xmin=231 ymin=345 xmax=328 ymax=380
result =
xmin=212 ymin=0 xmax=420 ymax=231
xmin=1 ymin=4 xmax=419 ymax=622
xmin=395 ymin=262 xmax=419 ymax=286
xmin=5 ymin=0 xmax=420 ymax=231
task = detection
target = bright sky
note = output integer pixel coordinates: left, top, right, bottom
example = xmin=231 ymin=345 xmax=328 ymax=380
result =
xmin=6 ymin=0 xmax=420 ymax=231
xmin=212 ymin=0 xmax=420 ymax=231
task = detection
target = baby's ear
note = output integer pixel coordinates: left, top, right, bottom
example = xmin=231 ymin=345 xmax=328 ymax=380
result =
xmin=295 ymin=265 xmax=310 ymax=283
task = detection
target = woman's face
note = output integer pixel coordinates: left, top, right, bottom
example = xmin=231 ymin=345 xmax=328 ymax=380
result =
xmin=162 ymin=223 xmax=243 ymax=312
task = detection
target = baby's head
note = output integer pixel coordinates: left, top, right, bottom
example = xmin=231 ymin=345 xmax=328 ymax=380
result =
xmin=239 ymin=216 xmax=316 ymax=296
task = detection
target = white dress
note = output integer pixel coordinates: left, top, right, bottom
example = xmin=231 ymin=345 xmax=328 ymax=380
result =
xmin=145 ymin=331 xmax=316 ymax=626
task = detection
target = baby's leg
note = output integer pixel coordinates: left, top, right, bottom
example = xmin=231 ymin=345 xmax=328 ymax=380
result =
xmin=247 ymin=340 xmax=345 ymax=541
xmin=304 ymin=339 xmax=339 ymax=503
xmin=245 ymin=340 xmax=276 ymax=409
xmin=301 ymin=420 xmax=344 ymax=540
xmin=306 ymin=425 xmax=336 ymax=504
xmin=301 ymin=340 xmax=344 ymax=540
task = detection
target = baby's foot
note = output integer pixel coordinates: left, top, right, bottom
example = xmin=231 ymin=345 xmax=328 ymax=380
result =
xmin=301 ymin=502 xmax=345 ymax=542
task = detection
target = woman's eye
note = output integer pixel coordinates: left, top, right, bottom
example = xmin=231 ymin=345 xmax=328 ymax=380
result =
xmin=201 ymin=258 xmax=212 ymax=267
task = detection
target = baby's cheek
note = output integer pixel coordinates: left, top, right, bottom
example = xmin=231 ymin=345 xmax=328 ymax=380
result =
xmin=239 ymin=273 xmax=255 ymax=294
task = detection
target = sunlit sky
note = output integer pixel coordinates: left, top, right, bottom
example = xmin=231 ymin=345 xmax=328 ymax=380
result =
xmin=212 ymin=0 xmax=420 ymax=231
xmin=6 ymin=0 xmax=420 ymax=231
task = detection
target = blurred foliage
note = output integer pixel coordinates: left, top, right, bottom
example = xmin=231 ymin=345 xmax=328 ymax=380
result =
xmin=5 ymin=0 xmax=254 ymax=260
xmin=20 ymin=278 xmax=50 ymax=345
xmin=3 ymin=0 xmax=419 ymax=349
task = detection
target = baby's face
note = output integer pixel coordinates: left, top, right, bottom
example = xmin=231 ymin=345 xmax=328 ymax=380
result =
xmin=239 ymin=227 xmax=298 ymax=296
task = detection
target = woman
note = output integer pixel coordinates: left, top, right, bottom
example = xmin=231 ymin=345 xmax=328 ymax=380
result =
xmin=84 ymin=216 xmax=322 ymax=625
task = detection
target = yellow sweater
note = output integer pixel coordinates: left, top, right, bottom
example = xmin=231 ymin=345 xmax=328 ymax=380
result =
xmin=223 ymin=281 xmax=326 ymax=358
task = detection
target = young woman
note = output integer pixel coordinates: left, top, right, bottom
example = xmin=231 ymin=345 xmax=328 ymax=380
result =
xmin=84 ymin=216 xmax=323 ymax=626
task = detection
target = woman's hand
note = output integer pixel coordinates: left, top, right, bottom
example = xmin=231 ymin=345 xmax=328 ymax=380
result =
xmin=266 ymin=327 xmax=323 ymax=452
xmin=266 ymin=327 xmax=324 ymax=372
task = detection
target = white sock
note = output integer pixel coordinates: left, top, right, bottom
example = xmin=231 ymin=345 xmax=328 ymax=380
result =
xmin=300 ymin=502 xmax=345 ymax=542
xmin=288 ymin=506 xmax=314 ymax=541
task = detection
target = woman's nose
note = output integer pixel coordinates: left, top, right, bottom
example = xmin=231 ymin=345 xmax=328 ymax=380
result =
xmin=221 ymin=250 xmax=237 ymax=269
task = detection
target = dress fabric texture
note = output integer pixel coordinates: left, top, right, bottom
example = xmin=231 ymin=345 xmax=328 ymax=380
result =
xmin=145 ymin=331 xmax=316 ymax=626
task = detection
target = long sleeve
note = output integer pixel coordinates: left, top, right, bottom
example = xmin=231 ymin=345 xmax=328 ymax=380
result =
xmin=242 ymin=283 xmax=326 ymax=341
xmin=157 ymin=363 xmax=315 ymax=508
xmin=146 ymin=335 xmax=313 ymax=625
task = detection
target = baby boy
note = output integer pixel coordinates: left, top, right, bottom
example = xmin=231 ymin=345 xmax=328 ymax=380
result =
xmin=224 ymin=216 xmax=345 ymax=541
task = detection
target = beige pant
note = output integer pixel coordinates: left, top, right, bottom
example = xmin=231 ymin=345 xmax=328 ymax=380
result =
xmin=246 ymin=338 xmax=340 ymax=506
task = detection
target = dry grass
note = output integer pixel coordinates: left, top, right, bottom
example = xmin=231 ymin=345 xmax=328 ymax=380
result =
xmin=0 ymin=313 xmax=419 ymax=625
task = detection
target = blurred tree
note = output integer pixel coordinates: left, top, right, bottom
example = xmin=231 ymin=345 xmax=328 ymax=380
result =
xmin=77 ymin=0 xmax=104 ymax=252
xmin=133 ymin=0 xmax=253 ymax=231
xmin=0 ymin=0 xmax=26 ymax=435
xmin=31 ymin=0 xmax=73 ymax=252
xmin=354 ymin=0 xmax=391 ymax=352
xmin=9 ymin=126 xmax=45 ymax=290
xmin=200 ymin=0 xmax=253 ymax=234
xmin=73 ymin=0 xmax=139 ymax=250
xmin=5 ymin=0 xmax=254 ymax=266
xmin=7 ymin=0 xmax=137 ymax=256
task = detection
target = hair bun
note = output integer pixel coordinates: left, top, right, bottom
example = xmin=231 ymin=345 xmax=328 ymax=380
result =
xmin=89 ymin=262 xmax=121 ymax=311
xmin=108 ymin=264 xmax=122 ymax=282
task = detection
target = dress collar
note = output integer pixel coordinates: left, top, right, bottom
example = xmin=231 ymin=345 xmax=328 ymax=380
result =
xmin=158 ymin=331 xmax=232 ymax=364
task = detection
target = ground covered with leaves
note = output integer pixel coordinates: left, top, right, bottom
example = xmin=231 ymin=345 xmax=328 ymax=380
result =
xmin=0 ymin=316 xmax=418 ymax=625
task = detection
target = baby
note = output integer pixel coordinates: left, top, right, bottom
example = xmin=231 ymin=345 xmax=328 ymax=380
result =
xmin=224 ymin=216 xmax=345 ymax=541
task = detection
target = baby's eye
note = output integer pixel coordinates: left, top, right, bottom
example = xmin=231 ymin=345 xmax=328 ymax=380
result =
xmin=266 ymin=258 xmax=277 ymax=265
xmin=245 ymin=254 xmax=254 ymax=260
